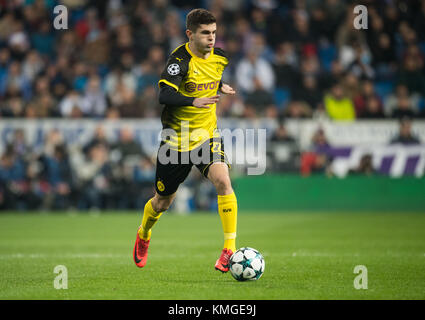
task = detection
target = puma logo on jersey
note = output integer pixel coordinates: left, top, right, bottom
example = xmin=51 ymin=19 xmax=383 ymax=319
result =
xmin=175 ymin=57 xmax=183 ymax=62
xmin=223 ymin=208 xmax=232 ymax=213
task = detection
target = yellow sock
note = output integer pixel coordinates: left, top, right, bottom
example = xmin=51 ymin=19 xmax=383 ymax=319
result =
xmin=217 ymin=192 xmax=237 ymax=253
xmin=138 ymin=199 xmax=163 ymax=241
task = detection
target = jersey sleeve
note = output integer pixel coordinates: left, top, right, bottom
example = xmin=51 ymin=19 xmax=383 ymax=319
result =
xmin=158 ymin=55 xmax=189 ymax=91
xmin=158 ymin=85 xmax=195 ymax=106
xmin=214 ymin=47 xmax=229 ymax=68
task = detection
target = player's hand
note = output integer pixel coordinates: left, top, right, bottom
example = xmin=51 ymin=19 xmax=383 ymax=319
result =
xmin=220 ymin=83 xmax=236 ymax=95
xmin=193 ymin=95 xmax=220 ymax=108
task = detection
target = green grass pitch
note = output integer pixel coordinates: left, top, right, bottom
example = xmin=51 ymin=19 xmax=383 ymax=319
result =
xmin=0 ymin=211 xmax=424 ymax=300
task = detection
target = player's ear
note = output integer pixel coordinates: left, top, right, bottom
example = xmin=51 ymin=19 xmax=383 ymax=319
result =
xmin=186 ymin=29 xmax=192 ymax=40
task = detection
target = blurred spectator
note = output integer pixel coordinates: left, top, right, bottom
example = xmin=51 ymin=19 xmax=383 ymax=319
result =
xmin=0 ymin=61 xmax=31 ymax=100
xmin=415 ymin=1 xmax=425 ymax=42
xmin=133 ymin=157 xmax=155 ymax=208
xmin=235 ymin=47 xmax=275 ymax=116
xmin=391 ymin=96 xmax=417 ymax=119
xmin=348 ymin=154 xmax=376 ymax=176
xmin=58 ymin=90 xmax=84 ymax=118
xmin=286 ymin=9 xmax=315 ymax=49
xmin=336 ymin=6 xmax=369 ymax=69
xmin=72 ymin=62 xmax=89 ymax=93
xmin=311 ymin=127 xmax=331 ymax=152
xmin=341 ymin=72 xmax=361 ymax=101
xmin=268 ymin=120 xmax=298 ymax=172
xmin=83 ymin=126 xmax=111 ymax=155
xmin=248 ymin=32 xmax=274 ymax=63
xmin=42 ymin=145 xmax=72 ymax=209
xmin=8 ymin=20 xmax=30 ymax=61
xmin=360 ymin=96 xmax=386 ymax=119
xmin=397 ymin=55 xmax=425 ymax=97
xmin=1 ymin=95 xmax=25 ymax=117
xmin=22 ymin=50 xmax=44 ymax=82
xmin=353 ymin=79 xmax=383 ymax=117
xmin=74 ymin=143 xmax=112 ymax=210
xmin=105 ymin=66 xmax=137 ymax=111
xmin=384 ymin=84 xmax=421 ymax=117
xmin=273 ymin=41 xmax=297 ymax=89
xmin=291 ymin=75 xmax=323 ymax=110
xmin=43 ymin=129 xmax=64 ymax=157
xmin=111 ymin=127 xmax=147 ymax=161
xmin=324 ymin=83 xmax=356 ymax=121
xmin=138 ymin=85 xmax=161 ymax=118
xmin=80 ymin=75 xmax=107 ymax=117
xmin=300 ymin=128 xmax=331 ymax=176
xmin=270 ymin=120 xmax=296 ymax=143
xmin=346 ymin=41 xmax=375 ymax=80
xmin=371 ymin=33 xmax=397 ymax=80
xmin=0 ymin=148 xmax=28 ymax=210
xmin=9 ymin=129 xmax=30 ymax=158
xmin=320 ymin=60 xmax=344 ymax=91
xmin=283 ymin=100 xmax=312 ymax=119
xmin=32 ymin=92 xmax=59 ymax=118
xmin=31 ymin=20 xmax=55 ymax=58
xmin=390 ymin=117 xmax=421 ymax=145
xmin=0 ymin=12 xmax=15 ymax=43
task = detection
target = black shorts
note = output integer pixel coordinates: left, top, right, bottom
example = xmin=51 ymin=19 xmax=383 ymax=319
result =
xmin=155 ymin=137 xmax=230 ymax=196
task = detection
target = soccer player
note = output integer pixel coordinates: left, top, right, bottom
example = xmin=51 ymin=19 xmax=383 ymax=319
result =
xmin=133 ymin=8 xmax=238 ymax=273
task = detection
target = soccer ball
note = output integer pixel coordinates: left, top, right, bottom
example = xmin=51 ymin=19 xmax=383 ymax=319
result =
xmin=229 ymin=247 xmax=265 ymax=281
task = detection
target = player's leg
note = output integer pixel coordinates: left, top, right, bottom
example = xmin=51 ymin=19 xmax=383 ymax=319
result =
xmin=207 ymin=162 xmax=238 ymax=272
xmin=194 ymin=137 xmax=237 ymax=272
xmin=134 ymin=191 xmax=178 ymax=268
xmin=134 ymin=147 xmax=192 ymax=268
xmin=207 ymin=162 xmax=237 ymax=252
xmin=138 ymin=191 xmax=176 ymax=241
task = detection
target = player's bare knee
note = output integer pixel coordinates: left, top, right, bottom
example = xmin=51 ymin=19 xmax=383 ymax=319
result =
xmin=213 ymin=176 xmax=232 ymax=194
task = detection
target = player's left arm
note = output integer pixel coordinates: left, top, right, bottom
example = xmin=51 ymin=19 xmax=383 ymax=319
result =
xmin=219 ymin=82 xmax=236 ymax=95
xmin=215 ymin=47 xmax=236 ymax=95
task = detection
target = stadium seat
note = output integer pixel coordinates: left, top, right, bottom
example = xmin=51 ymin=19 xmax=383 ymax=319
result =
xmin=318 ymin=44 xmax=337 ymax=72
xmin=374 ymin=81 xmax=395 ymax=100
xmin=418 ymin=97 xmax=425 ymax=112
xmin=419 ymin=42 xmax=425 ymax=55
xmin=274 ymin=87 xmax=291 ymax=110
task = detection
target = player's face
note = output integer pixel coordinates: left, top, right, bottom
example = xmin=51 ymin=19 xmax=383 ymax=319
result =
xmin=191 ymin=23 xmax=216 ymax=53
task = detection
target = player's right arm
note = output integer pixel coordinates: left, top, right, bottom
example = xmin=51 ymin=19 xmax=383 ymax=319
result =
xmin=159 ymin=85 xmax=219 ymax=108
xmin=158 ymin=53 xmax=219 ymax=108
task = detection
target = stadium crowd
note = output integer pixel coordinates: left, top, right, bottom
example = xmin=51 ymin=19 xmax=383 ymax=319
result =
xmin=0 ymin=0 xmax=425 ymax=210
xmin=0 ymin=0 xmax=424 ymax=120
xmin=0 ymin=124 xmax=222 ymax=211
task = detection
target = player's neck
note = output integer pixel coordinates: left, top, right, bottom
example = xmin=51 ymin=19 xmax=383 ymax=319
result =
xmin=188 ymin=42 xmax=211 ymax=59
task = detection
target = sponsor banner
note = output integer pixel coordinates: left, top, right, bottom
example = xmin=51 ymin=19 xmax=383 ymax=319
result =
xmin=328 ymin=145 xmax=425 ymax=177
xmin=0 ymin=119 xmax=273 ymax=163
xmin=1 ymin=119 xmax=424 ymax=177
xmin=0 ymin=119 xmax=163 ymax=156
xmin=285 ymin=120 xmax=425 ymax=150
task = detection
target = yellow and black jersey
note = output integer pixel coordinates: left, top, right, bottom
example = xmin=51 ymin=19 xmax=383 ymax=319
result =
xmin=158 ymin=42 xmax=228 ymax=152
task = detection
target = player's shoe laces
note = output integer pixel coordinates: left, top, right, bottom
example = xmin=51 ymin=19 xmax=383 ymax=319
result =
xmin=133 ymin=227 xmax=150 ymax=268
xmin=215 ymin=248 xmax=233 ymax=273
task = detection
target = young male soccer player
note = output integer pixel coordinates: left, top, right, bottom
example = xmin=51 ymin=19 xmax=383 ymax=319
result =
xmin=133 ymin=8 xmax=238 ymax=273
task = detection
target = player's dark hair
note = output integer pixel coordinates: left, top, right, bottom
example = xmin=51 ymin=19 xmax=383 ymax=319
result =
xmin=186 ymin=8 xmax=216 ymax=32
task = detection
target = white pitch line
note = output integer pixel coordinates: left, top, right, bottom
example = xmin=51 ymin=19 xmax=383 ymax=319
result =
xmin=1 ymin=252 xmax=422 ymax=260
xmin=268 ymin=252 xmax=423 ymax=258
xmin=0 ymin=253 xmax=128 ymax=259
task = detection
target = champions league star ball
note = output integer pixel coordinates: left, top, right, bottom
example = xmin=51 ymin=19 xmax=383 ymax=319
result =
xmin=229 ymin=247 xmax=265 ymax=281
